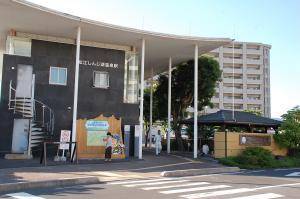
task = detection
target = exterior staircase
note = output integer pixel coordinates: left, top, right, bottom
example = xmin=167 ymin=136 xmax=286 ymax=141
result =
xmin=8 ymin=77 xmax=54 ymax=157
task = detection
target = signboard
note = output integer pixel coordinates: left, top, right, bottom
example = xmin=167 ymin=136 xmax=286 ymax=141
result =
xmin=239 ymin=134 xmax=271 ymax=146
xmin=59 ymin=130 xmax=71 ymax=150
xmin=124 ymin=125 xmax=130 ymax=132
xmin=80 ymin=60 xmax=119 ymax=69
xmin=86 ymin=120 xmax=109 ymax=146
xmin=76 ymin=114 xmax=125 ymax=159
xmin=85 ymin=120 xmax=109 ymax=131
xmin=135 ymin=125 xmax=140 ymax=137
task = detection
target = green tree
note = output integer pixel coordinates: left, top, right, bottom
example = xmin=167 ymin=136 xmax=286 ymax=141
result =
xmin=153 ymin=56 xmax=221 ymax=150
xmin=274 ymin=106 xmax=300 ymax=156
xmin=244 ymin=109 xmax=262 ymax=116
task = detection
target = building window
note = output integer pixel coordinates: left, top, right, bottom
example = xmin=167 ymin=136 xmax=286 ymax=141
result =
xmin=93 ymin=71 xmax=109 ymax=88
xmin=49 ymin=67 xmax=67 ymax=85
xmin=124 ymin=52 xmax=139 ymax=103
xmin=6 ymin=36 xmax=32 ymax=57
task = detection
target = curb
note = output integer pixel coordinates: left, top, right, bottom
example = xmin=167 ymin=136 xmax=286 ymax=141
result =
xmin=0 ymin=176 xmax=100 ymax=193
xmin=161 ymin=167 xmax=240 ymax=177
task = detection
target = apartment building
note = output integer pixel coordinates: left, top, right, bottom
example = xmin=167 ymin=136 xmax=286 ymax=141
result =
xmin=206 ymin=42 xmax=271 ymax=117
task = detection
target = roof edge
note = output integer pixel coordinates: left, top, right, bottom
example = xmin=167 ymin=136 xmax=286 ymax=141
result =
xmin=12 ymin=0 xmax=232 ymax=42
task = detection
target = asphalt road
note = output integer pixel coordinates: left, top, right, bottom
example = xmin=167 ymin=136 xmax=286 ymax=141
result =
xmin=1 ymin=168 xmax=300 ymax=199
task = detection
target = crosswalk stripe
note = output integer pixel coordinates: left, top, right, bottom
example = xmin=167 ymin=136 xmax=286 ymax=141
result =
xmin=160 ymin=185 xmax=230 ymax=194
xmin=6 ymin=192 xmax=45 ymax=199
xmin=181 ymin=188 xmax=252 ymax=198
xmin=229 ymin=193 xmax=283 ymax=199
xmin=142 ymin=182 xmax=210 ymax=190
xmin=124 ymin=179 xmax=189 ymax=187
xmin=109 ymin=178 xmax=172 ymax=185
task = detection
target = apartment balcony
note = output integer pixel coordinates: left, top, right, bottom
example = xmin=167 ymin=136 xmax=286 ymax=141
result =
xmin=223 ymin=98 xmax=244 ymax=104
xmin=246 ymin=49 xmax=261 ymax=55
xmin=223 ymin=68 xmax=243 ymax=74
xmin=247 ymin=89 xmax=262 ymax=94
xmin=247 ymin=79 xmax=262 ymax=84
xmin=246 ymin=99 xmax=263 ymax=104
xmin=223 ymin=107 xmax=244 ymax=111
xmin=222 ymin=87 xmax=244 ymax=93
xmin=223 ymin=58 xmax=243 ymax=64
xmin=223 ymin=48 xmax=243 ymax=54
xmin=223 ymin=78 xmax=243 ymax=84
xmin=246 ymin=69 xmax=263 ymax=74
xmin=247 ymin=59 xmax=262 ymax=65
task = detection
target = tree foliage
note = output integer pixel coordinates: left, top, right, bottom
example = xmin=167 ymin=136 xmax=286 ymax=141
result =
xmin=152 ymin=56 xmax=221 ymax=150
xmin=244 ymin=109 xmax=262 ymax=116
xmin=274 ymin=106 xmax=300 ymax=155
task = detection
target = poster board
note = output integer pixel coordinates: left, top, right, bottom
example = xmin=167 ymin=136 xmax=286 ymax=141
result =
xmin=239 ymin=134 xmax=271 ymax=146
xmin=59 ymin=130 xmax=71 ymax=150
xmin=76 ymin=114 xmax=125 ymax=159
xmin=85 ymin=120 xmax=109 ymax=146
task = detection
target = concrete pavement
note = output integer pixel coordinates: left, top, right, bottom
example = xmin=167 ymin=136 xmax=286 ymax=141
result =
xmin=1 ymin=169 xmax=299 ymax=199
xmin=0 ymin=150 xmax=239 ymax=193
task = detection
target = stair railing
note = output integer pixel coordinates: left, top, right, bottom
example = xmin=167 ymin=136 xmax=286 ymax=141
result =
xmin=8 ymin=79 xmax=55 ymax=135
xmin=8 ymin=80 xmax=16 ymax=111
xmin=34 ymin=99 xmax=55 ymax=135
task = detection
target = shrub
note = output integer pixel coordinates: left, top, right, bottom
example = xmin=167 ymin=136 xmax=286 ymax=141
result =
xmin=218 ymin=157 xmax=239 ymax=167
xmin=219 ymin=147 xmax=300 ymax=169
xmin=235 ymin=147 xmax=275 ymax=168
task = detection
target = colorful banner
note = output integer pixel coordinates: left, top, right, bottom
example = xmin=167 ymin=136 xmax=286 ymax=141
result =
xmin=86 ymin=120 xmax=109 ymax=146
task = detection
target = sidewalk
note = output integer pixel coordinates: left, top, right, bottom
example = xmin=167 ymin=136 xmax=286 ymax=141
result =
xmin=0 ymin=150 xmax=239 ymax=193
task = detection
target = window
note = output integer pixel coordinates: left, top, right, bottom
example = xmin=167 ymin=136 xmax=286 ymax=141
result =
xmin=124 ymin=52 xmax=139 ymax=103
xmin=49 ymin=67 xmax=67 ymax=85
xmin=93 ymin=71 xmax=109 ymax=88
xmin=6 ymin=36 xmax=31 ymax=57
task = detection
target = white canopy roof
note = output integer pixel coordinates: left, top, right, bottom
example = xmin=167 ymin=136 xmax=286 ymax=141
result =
xmin=0 ymin=0 xmax=232 ymax=78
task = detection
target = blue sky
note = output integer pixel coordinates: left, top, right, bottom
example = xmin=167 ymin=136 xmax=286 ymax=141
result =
xmin=29 ymin=0 xmax=300 ymax=118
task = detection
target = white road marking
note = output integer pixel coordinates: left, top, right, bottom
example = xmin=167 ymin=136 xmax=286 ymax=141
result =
xmin=243 ymin=170 xmax=265 ymax=173
xmin=180 ymin=188 xmax=252 ymax=198
xmin=169 ymin=154 xmax=197 ymax=162
xmin=254 ymin=182 xmax=300 ymax=190
xmin=229 ymin=193 xmax=283 ymax=199
xmin=285 ymin=172 xmax=300 ymax=177
xmin=124 ymin=179 xmax=189 ymax=187
xmin=142 ymin=182 xmax=210 ymax=190
xmin=6 ymin=192 xmax=45 ymax=199
xmin=275 ymin=168 xmax=299 ymax=171
xmin=92 ymin=171 xmax=123 ymax=177
xmin=160 ymin=185 xmax=230 ymax=194
xmin=109 ymin=178 xmax=172 ymax=185
xmin=125 ymin=162 xmax=196 ymax=171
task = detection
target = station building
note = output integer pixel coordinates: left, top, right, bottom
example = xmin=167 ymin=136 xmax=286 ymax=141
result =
xmin=0 ymin=0 xmax=231 ymax=159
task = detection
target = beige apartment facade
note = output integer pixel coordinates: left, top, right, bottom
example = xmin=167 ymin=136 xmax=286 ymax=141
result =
xmin=206 ymin=42 xmax=271 ymax=117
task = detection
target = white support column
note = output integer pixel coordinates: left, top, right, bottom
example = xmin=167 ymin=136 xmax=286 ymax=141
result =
xmin=193 ymin=44 xmax=198 ymax=159
xmin=167 ymin=57 xmax=172 ymax=154
xmin=149 ymin=67 xmax=153 ymax=148
xmin=139 ymin=38 xmax=145 ymax=159
xmin=71 ymin=26 xmax=81 ymax=155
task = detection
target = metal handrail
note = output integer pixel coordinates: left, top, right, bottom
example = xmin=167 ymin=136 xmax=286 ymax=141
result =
xmin=8 ymin=80 xmax=17 ymax=111
xmin=8 ymin=80 xmax=55 ymax=135
xmin=34 ymin=99 xmax=55 ymax=134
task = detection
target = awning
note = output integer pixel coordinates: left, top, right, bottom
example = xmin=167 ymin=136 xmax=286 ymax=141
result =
xmin=0 ymin=0 xmax=232 ymax=78
xmin=182 ymin=110 xmax=282 ymax=127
